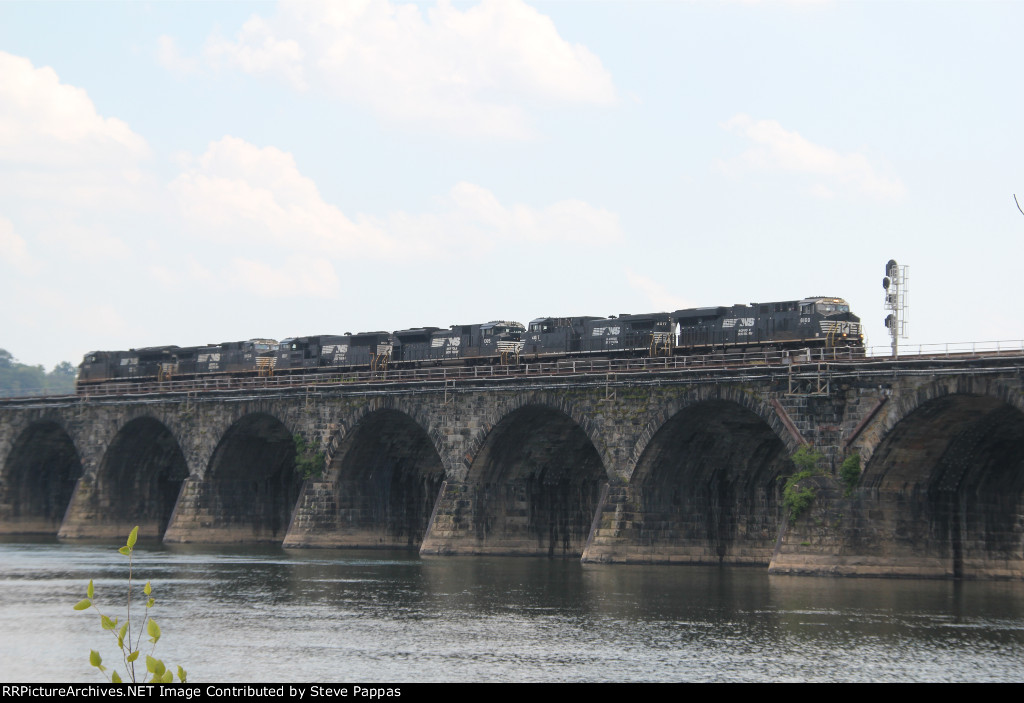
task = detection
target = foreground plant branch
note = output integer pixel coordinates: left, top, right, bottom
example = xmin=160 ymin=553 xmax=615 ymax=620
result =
xmin=74 ymin=526 xmax=187 ymax=683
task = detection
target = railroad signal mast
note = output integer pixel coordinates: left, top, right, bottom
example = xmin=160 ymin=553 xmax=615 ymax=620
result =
xmin=882 ymin=259 xmax=909 ymax=358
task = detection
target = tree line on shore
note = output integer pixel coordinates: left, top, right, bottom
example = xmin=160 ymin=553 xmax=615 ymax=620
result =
xmin=0 ymin=348 xmax=77 ymax=397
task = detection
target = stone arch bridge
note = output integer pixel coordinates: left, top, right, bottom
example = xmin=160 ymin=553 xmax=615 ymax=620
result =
xmin=2 ymin=354 xmax=1022 ymax=579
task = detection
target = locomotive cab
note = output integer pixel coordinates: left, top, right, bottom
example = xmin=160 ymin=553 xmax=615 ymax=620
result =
xmin=799 ymin=296 xmax=862 ymax=346
xmin=481 ymin=321 xmax=525 ymax=364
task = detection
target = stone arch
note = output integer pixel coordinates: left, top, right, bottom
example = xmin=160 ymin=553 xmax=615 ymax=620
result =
xmin=293 ymin=407 xmax=446 ymax=549
xmin=596 ymin=395 xmax=793 ymax=565
xmin=59 ymin=416 xmax=188 ymax=540
xmin=0 ymin=420 xmax=83 ymax=534
xmin=323 ymin=397 xmax=446 ymax=476
xmin=625 ymin=386 xmax=796 ymax=483
xmin=165 ymin=411 xmax=300 ymax=543
xmin=459 ymin=401 xmax=608 ymax=557
xmin=456 ymin=391 xmax=611 ymax=482
xmin=859 ymin=383 xmax=1024 ymax=579
xmin=856 ymin=376 xmax=1024 ymax=467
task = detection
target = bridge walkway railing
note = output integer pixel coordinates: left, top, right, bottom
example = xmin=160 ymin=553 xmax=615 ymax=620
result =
xmin=62 ymin=340 xmax=1024 ymax=399
xmin=4 ymin=340 xmax=1023 ymax=401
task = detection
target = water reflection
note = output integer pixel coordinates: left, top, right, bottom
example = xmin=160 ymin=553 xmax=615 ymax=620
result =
xmin=2 ymin=538 xmax=1023 ymax=682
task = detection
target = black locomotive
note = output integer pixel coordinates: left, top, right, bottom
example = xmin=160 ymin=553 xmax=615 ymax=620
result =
xmin=76 ymin=296 xmax=861 ymax=389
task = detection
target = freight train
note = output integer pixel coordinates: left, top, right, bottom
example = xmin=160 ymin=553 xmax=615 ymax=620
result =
xmin=76 ymin=295 xmax=862 ymax=390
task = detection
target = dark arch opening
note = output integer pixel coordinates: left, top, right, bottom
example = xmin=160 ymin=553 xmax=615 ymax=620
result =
xmin=863 ymin=394 xmax=1024 ymax=577
xmin=329 ymin=409 xmax=445 ymax=549
xmin=93 ymin=417 xmax=188 ymax=539
xmin=206 ymin=413 xmax=301 ymax=542
xmin=1 ymin=421 xmax=82 ymax=534
xmin=468 ymin=405 xmax=606 ymax=557
xmin=630 ymin=400 xmax=790 ymax=563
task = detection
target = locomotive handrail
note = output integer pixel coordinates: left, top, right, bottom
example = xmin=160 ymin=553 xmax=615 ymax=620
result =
xmin=863 ymin=340 xmax=1024 ymax=358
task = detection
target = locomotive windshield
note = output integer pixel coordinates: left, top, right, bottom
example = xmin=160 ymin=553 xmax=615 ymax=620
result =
xmin=802 ymin=297 xmax=851 ymax=316
xmin=816 ymin=302 xmax=850 ymax=315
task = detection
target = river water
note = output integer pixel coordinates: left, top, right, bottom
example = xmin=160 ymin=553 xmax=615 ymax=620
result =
xmin=1 ymin=538 xmax=1023 ymax=683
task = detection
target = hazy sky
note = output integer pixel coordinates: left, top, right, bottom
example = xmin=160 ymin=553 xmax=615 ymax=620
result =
xmin=1 ymin=0 xmax=1021 ymax=370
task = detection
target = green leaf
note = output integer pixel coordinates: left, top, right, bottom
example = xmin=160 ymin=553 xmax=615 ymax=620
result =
xmin=148 ymin=657 xmax=165 ymax=679
xmin=127 ymin=650 xmax=139 ymax=663
xmin=127 ymin=526 xmax=139 ymax=549
xmin=147 ymin=618 xmax=161 ymax=644
xmin=101 ymin=614 xmax=116 ymax=630
xmin=160 ymin=669 xmax=173 ymax=683
xmin=111 ymin=671 xmax=122 ymax=684
xmin=90 ymin=650 xmax=102 ymax=668
xmin=73 ymin=599 xmax=92 ymax=611
xmin=118 ymin=546 xmax=131 ymax=556
xmin=143 ymin=581 xmax=152 ymax=596
xmin=146 ymin=598 xmax=155 ymax=608
xmin=177 ymin=666 xmax=187 ymax=683
xmin=118 ymin=622 xmax=129 ymax=645
xmin=87 ymin=580 xmax=94 ymax=599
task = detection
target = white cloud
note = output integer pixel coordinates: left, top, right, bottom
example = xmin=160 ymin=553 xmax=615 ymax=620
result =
xmin=723 ymin=113 xmax=906 ymax=200
xmin=374 ymin=181 xmax=621 ymax=256
xmin=170 ymin=136 xmax=396 ymax=258
xmin=170 ymin=137 xmax=621 ymax=264
xmin=625 ymin=269 xmax=696 ymax=312
xmin=206 ymin=15 xmax=305 ymax=88
xmin=227 ymin=256 xmax=340 ymax=299
xmin=34 ymin=219 xmax=128 ymax=263
xmin=0 ymin=50 xmax=154 ymax=251
xmin=0 ymin=217 xmax=35 ymax=272
xmin=199 ymin=0 xmax=616 ymax=139
xmin=0 ymin=51 xmax=148 ymax=166
xmin=15 ymin=286 xmax=139 ymax=340
xmin=157 ymin=36 xmax=201 ymax=77
xmin=0 ymin=50 xmax=151 ymax=294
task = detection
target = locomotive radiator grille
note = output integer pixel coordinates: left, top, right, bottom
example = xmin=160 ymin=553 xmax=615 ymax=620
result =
xmin=497 ymin=340 xmax=524 ymax=365
xmin=649 ymin=332 xmax=673 ymax=356
xmin=256 ymin=356 xmax=276 ymax=377
xmin=372 ymin=343 xmax=393 ymax=371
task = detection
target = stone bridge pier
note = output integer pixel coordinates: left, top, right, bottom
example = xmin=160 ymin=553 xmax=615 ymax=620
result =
xmin=1 ymin=357 xmax=1022 ymax=579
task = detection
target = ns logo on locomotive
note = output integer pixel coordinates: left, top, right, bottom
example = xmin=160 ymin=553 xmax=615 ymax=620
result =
xmin=76 ymin=296 xmax=862 ymax=390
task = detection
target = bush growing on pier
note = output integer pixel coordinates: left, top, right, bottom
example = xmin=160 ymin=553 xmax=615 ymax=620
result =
xmin=782 ymin=445 xmax=824 ymax=523
xmin=73 ymin=527 xmax=186 ymax=683
xmin=294 ymin=433 xmax=326 ymax=479
xmin=839 ymin=453 xmax=861 ymax=496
